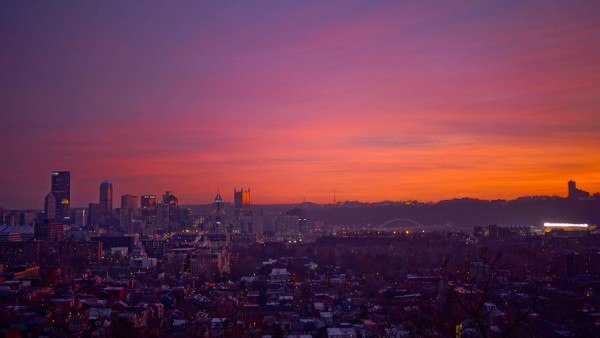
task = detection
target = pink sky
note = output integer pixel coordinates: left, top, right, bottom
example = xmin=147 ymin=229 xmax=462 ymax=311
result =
xmin=1 ymin=1 xmax=599 ymax=208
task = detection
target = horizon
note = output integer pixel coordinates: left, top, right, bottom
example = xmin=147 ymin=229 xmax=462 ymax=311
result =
xmin=1 ymin=1 xmax=600 ymax=208
xmin=0 ymin=174 xmax=591 ymax=210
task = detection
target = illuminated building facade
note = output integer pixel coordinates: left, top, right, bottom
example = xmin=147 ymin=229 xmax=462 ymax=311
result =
xmin=211 ymin=192 xmax=226 ymax=233
xmin=543 ymin=222 xmax=597 ymax=233
xmin=51 ymin=171 xmax=70 ymax=221
xmin=234 ymin=188 xmax=253 ymax=233
xmin=234 ymin=188 xmax=251 ymax=217
xmin=141 ymin=195 xmax=157 ymax=224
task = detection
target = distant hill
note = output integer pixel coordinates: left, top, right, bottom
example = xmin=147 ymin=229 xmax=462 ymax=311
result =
xmin=182 ymin=197 xmax=600 ymax=229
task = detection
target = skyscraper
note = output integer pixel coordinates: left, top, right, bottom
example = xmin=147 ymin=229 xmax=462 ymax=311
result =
xmin=44 ymin=192 xmax=56 ymax=220
xmin=234 ymin=188 xmax=251 ymax=217
xmin=51 ymin=171 xmax=70 ymax=221
xmin=568 ymin=180 xmax=591 ymax=200
xmin=120 ymin=194 xmax=139 ymax=233
xmin=568 ymin=180 xmax=577 ymax=198
xmin=234 ymin=188 xmax=252 ymax=233
xmin=211 ymin=192 xmax=226 ymax=232
xmin=121 ymin=194 xmax=138 ymax=209
xmin=141 ymin=195 xmax=157 ymax=223
xmin=99 ymin=181 xmax=113 ymax=218
xmin=160 ymin=191 xmax=180 ymax=232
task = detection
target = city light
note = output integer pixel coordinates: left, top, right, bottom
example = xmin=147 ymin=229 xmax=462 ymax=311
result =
xmin=543 ymin=223 xmax=589 ymax=228
xmin=1 ymin=1 xmax=600 ymax=336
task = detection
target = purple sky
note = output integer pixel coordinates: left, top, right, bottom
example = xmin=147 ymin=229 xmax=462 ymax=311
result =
xmin=1 ymin=1 xmax=600 ymax=209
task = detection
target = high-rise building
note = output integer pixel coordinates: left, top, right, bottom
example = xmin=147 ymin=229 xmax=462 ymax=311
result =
xmin=51 ymin=171 xmax=70 ymax=220
xmin=211 ymin=192 xmax=226 ymax=232
xmin=141 ymin=195 xmax=157 ymax=225
xmin=73 ymin=208 xmax=87 ymax=227
xmin=121 ymin=194 xmax=138 ymax=209
xmin=88 ymin=203 xmax=103 ymax=227
xmin=159 ymin=191 xmax=180 ymax=232
xmin=119 ymin=194 xmax=139 ymax=233
xmin=44 ymin=192 xmax=56 ymax=220
xmin=234 ymin=188 xmax=251 ymax=217
xmin=233 ymin=188 xmax=252 ymax=233
xmin=99 ymin=181 xmax=113 ymax=218
xmin=568 ymin=180 xmax=591 ymax=200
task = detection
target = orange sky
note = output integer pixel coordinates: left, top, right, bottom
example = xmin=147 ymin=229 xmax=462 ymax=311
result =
xmin=1 ymin=1 xmax=599 ymax=208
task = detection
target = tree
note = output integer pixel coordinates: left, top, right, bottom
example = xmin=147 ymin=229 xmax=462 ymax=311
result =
xmin=442 ymin=249 xmax=539 ymax=338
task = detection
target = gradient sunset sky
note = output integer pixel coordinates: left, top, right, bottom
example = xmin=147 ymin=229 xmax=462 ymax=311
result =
xmin=1 ymin=1 xmax=600 ymax=208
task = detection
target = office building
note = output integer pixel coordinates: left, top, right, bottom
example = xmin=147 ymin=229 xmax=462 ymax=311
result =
xmin=234 ymin=188 xmax=251 ymax=217
xmin=120 ymin=194 xmax=139 ymax=232
xmin=44 ymin=192 xmax=56 ymax=220
xmin=141 ymin=195 xmax=157 ymax=225
xmin=121 ymin=194 xmax=138 ymax=209
xmin=568 ymin=180 xmax=591 ymax=200
xmin=99 ymin=180 xmax=113 ymax=218
xmin=88 ymin=203 xmax=103 ymax=227
xmin=73 ymin=208 xmax=87 ymax=227
xmin=211 ymin=192 xmax=226 ymax=232
xmin=51 ymin=171 xmax=70 ymax=220
xmin=34 ymin=221 xmax=65 ymax=243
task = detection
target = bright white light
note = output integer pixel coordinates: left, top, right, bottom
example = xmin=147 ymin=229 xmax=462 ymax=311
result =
xmin=543 ymin=222 xmax=588 ymax=228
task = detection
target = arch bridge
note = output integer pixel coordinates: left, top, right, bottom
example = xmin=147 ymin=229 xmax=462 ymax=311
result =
xmin=376 ymin=218 xmax=425 ymax=232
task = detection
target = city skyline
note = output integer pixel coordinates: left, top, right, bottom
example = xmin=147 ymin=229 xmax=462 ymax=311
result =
xmin=4 ymin=170 xmax=599 ymax=210
xmin=2 ymin=1 xmax=600 ymax=207
xmin=1 ymin=3 xmax=600 ymax=335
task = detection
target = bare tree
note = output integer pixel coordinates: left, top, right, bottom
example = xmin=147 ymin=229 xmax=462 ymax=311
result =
xmin=442 ymin=249 xmax=539 ymax=338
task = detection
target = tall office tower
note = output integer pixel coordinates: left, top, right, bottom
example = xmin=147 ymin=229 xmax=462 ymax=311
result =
xmin=99 ymin=181 xmax=113 ymax=218
xmin=234 ymin=188 xmax=252 ymax=233
xmin=44 ymin=192 xmax=57 ymax=220
xmin=568 ymin=180 xmax=591 ymax=200
xmin=88 ymin=203 xmax=103 ymax=227
xmin=233 ymin=188 xmax=251 ymax=217
xmin=568 ymin=180 xmax=577 ymax=199
xmin=74 ymin=208 xmax=87 ymax=227
xmin=51 ymin=171 xmax=70 ymax=220
xmin=141 ymin=195 xmax=157 ymax=222
xmin=121 ymin=194 xmax=138 ymax=209
xmin=211 ymin=192 xmax=226 ymax=232
xmin=120 ymin=194 xmax=139 ymax=233
xmin=161 ymin=191 xmax=180 ymax=231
